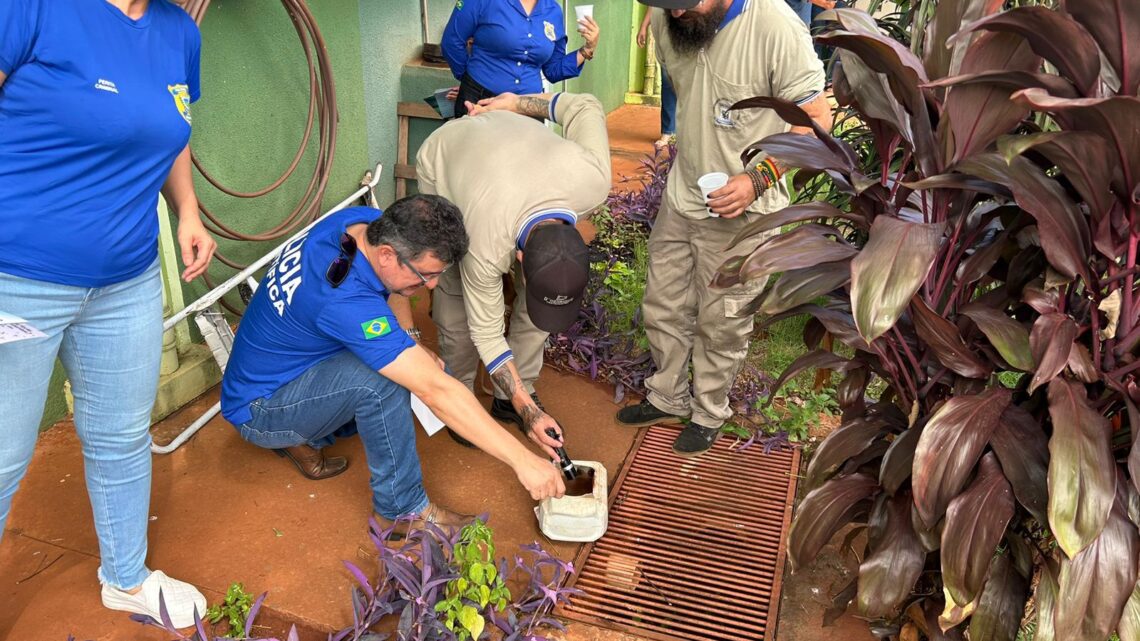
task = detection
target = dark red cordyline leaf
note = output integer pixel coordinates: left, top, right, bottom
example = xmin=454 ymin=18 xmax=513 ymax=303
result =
xmin=966 ymin=553 xmax=1028 ymax=641
xmin=989 ymin=404 xmax=1049 ymax=524
xmin=769 ymin=349 xmax=860 ymax=403
xmin=1118 ymin=580 xmax=1140 ymax=641
xmin=880 ymin=424 xmax=922 ymax=495
xmin=1055 ymin=497 xmax=1139 ymax=641
xmin=851 ymin=216 xmax=945 ymax=343
xmin=726 ymin=201 xmax=864 ymax=251
xmin=957 ymin=152 xmax=1092 ymax=284
xmin=751 ymin=131 xmax=856 ymax=175
xmin=764 ymin=304 xmax=870 ymax=353
xmin=732 ymin=224 xmax=857 ymax=285
xmin=997 ymin=131 xmax=1115 ymax=225
xmin=788 ymin=473 xmax=879 ymax=572
xmin=922 ymin=0 xmax=1004 ymax=80
xmin=806 ymin=418 xmax=889 ymax=491
xmin=1012 ymin=90 xmax=1140 ymax=214
xmin=912 ymin=388 xmax=1012 ymax=527
xmin=941 ymin=454 xmax=1015 ymax=607
xmin=910 ymin=297 xmax=990 ymax=379
xmin=1028 ymin=313 xmax=1079 ymax=393
xmin=1047 ymin=378 xmax=1115 ymax=558
xmin=1066 ymin=0 xmax=1140 ymax=96
xmin=1032 ymin=559 xmax=1060 ymax=641
xmin=857 ymin=491 xmax=925 ymax=617
xmin=942 ymin=32 xmax=1041 ymax=164
xmin=926 ymin=70 xmax=1080 ymax=99
xmin=729 ymin=96 xmax=859 ymax=168
xmin=954 ymin=6 xmax=1101 ymax=96
xmin=757 ymin=260 xmax=851 ymax=316
xmin=961 ymin=303 xmax=1035 ymax=372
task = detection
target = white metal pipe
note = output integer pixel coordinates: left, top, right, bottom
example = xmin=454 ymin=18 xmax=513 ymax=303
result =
xmin=151 ymin=401 xmax=220 ymax=454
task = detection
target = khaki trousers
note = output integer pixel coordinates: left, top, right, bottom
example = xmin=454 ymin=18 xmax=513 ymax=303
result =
xmin=642 ymin=199 xmax=766 ymax=428
xmin=431 ymin=263 xmax=546 ymax=399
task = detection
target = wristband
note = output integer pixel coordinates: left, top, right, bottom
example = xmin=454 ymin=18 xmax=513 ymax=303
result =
xmin=580 ymin=47 xmax=595 ymax=61
xmin=406 ymin=328 xmax=422 ymax=342
xmin=746 ymin=169 xmax=766 ymax=199
xmin=754 ymin=157 xmax=782 ymax=190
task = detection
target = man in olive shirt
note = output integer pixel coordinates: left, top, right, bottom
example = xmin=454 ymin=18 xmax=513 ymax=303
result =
xmin=411 ymin=92 xmax=611 ymax=456
xmin=618 ymin=0 xmax=831 ymax=455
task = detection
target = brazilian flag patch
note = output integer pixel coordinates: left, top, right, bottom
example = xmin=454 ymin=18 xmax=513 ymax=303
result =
xmin=361 ymin=316 xmax=392 ymax=339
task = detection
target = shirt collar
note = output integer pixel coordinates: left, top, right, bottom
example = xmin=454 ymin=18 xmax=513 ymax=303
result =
xmin=717 ymin=0 xmax=749 ymax=32
xmin=516 ymin=208 xmax=577 ymax=251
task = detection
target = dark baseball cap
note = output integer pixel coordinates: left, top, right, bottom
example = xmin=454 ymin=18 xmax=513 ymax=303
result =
xmin=638 ymin=0 xmax=702 ymax=9
xmin=522 ymin=224 xmax=589 ymax=334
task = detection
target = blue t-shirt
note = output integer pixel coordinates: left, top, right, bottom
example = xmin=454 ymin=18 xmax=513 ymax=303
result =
xmin=221 ymin=208 xmax=416 ymax=426
xmin=0 ymin=0 xmax=201 ymax=287
xmin=442 ymin=0 xmax=582 ymax=95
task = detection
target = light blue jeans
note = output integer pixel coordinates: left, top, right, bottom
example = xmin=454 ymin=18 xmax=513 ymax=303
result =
xmin=0 ymin=260 xmax=162 ymax=589
xmin=234 ymin=350 xmax=429 ymax=519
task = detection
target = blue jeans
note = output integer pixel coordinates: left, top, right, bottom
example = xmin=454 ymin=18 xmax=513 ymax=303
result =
xmin=660 ymin=69 xmax=676 ymax=136
xmin=0 ymin=260 xmax=162 ymax=589
xmin=235 ymin=350 xmax=429 ymax=519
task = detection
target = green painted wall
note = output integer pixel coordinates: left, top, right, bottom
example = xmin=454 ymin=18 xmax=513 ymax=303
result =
xmin=561 ymin=0 xmax=636 ymax=111
xmin=185 ymin=0 xmax=371 ymax=304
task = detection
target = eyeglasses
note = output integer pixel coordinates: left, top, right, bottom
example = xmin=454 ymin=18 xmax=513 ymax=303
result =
xmin=325 ymin=233 xmax=357 ymax=288
xmin=398 ymin=253 xmax=449 ymax=286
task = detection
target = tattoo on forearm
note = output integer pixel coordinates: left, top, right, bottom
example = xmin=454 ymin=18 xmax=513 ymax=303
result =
xmin=520 ymin=404 xmax=543 ymax=431
xmin=517 ymin=96 xmax=551 ymax=120
xmin=491 ymin=368 xmax=518 ymax=400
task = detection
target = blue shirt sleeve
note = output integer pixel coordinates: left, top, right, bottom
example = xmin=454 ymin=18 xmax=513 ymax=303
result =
xmin=540 ymin=11 xmax=583 ymax=84
xmin=186 ymin=22 xmax=202 ymax=102
xmin=0 ymin=0 xmax=42 ymax=75
xmin=442 ymin=0 xmax=482 ymax=82
xmin=316 ymin=295 xmax=415 ymax=373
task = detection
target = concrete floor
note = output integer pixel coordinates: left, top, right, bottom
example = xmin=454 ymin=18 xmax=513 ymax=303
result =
xmin=0 ymin=105 xmax=873 ymax=641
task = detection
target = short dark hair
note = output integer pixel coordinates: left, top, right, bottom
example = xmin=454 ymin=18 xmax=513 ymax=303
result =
xmin=366 ymin=194 xmax=469 ymax=265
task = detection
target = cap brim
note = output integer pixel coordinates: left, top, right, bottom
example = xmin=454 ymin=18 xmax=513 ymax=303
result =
xmin=525 ymin=287 xmax=581 ymax=334
xmin=637 ymin=0 xmax=702 ymax=8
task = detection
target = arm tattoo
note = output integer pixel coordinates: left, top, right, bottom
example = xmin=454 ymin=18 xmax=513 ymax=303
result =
xmin=491 ymin=368 xmax=519 ymax=400
xmin=516 ymin=96 xmax=551 ymax=120
xmin=520 ymin=404 xmax=543 ymax=431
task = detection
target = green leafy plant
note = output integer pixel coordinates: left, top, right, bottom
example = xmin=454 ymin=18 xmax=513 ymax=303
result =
xmin=435 ymin=519 xmax=511 ymax=641
xmin=760 ymin=381 xmax=839 ymax=442
xmin=206 ymin=582 xmax=255 ymax=639
xmin=717 ymin=2 xmax=1140 ymax=639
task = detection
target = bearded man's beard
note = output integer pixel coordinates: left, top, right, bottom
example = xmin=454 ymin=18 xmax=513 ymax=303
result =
xmin=666 ymin=4 xmax=729 ymax=55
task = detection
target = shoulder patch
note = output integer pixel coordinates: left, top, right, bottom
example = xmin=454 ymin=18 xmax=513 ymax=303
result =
xmin=361 ymin=316 xmax=393 ymax=339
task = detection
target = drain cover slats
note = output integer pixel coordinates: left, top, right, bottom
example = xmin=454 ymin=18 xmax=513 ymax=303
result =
xmin=557 ymin=426 xmax=800 ymax=641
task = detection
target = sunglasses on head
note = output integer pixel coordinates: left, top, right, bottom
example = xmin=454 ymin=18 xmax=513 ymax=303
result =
xmin=325 ymin=233 xmax=358 ymax=288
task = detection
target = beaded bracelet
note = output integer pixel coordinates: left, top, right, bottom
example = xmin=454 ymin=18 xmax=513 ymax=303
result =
xmin=755 ymin=157 xmax=781 ymax=189
xmin=746 ymin=169 xmax=766 ymax=199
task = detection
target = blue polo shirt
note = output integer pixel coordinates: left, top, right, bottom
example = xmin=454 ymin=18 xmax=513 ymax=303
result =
xmin=442 ymin=0 xmax=583 ymax=95
xmin=0 ymin=0 xmax=201 ymax=287
xmin=221 ymin=208 xmax=416 ymax=426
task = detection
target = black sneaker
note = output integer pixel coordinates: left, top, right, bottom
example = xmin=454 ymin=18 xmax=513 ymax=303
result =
xmin=490 ymin=393 xmax=544 ymax=434
xmin=615 ymin=400 xmax=685 ymax=428
xmin=445 ymin=427 xmax=476 ymax=449
xmin=672 ymin=424 xmax=721 ymax=457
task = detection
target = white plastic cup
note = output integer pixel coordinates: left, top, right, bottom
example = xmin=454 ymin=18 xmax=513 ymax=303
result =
xmin=698 ymin=172 xmax=729 ymax=218
xmin=575 ymin=5 xmax=593 ymax=22
xmin=434 ymin=87 xmax=455 ymax=119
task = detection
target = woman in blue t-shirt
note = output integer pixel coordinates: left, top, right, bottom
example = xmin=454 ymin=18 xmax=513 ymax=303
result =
xmin=0 ymin=0 xmax=215 ymax=628
xmin=441 ymin=0 xmax=600 ymax=117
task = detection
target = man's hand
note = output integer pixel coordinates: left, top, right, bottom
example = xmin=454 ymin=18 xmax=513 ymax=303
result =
xmin=521 ymin=408 xmax=566 ymax=460
xmin=707 ymin=173 xmax=759 ymax=219
xmin=465 ymin=92 xmax=520 ymax=116
xmin=177 ymin=215 xmax=216 ymax=281
xmin=578 ymin=16 xmax=600 ymax=54
xmin=514 ymin=452 xmax=565 ymax=500
xmin=637 ymin=22 xmax=649 ymax=48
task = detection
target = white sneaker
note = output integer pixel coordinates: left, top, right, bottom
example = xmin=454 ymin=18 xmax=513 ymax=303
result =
xmin=101 ymin=570 xmax=207 ymax=629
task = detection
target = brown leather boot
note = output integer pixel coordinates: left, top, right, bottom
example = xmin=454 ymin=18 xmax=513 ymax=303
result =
xmin=273 ymin=444 xmax=348 ymax=480
xmin=373 ymin=502 xmax=474 ymax=540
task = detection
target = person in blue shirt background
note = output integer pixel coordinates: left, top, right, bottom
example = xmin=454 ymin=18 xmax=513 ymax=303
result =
xmin=221 ymin=196 xmax=565 ymax=543
xmin=0 ymin=0 xmax=215 ymax=629
xmin=442 ymin=0 xmax=600 ymax=117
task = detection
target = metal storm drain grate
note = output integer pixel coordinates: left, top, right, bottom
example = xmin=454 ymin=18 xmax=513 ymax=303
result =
xmin=556 ymin=425 xmax=801 ymax=641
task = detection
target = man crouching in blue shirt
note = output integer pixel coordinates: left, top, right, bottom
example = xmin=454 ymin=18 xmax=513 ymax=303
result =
xmin=220 ymin=194 xmax=566 ymax=535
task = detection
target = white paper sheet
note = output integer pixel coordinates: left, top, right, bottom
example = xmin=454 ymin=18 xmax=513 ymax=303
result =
xmin=0 ymin=311 xmax=46 ymax=345
xmin=410 ymin=394 xmax=446 ymax=436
